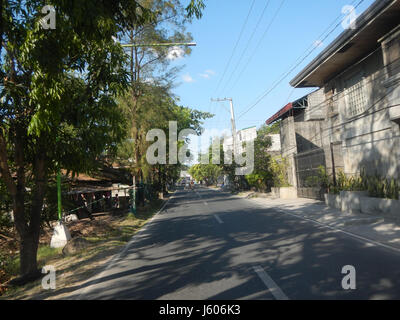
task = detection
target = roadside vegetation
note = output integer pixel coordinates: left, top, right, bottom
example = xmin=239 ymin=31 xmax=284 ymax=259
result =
xmin=314 ymin=167 xmax=400 ymax=200
xmin=0 ymin=199 xmax=165 ymax=299
xmin=0 ymin=0 xmax=207 ymax=288
xmin=189 ymin=122 xmax=291 ymax=193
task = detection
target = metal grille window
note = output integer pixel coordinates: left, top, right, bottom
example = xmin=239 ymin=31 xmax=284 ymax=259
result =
xmin=345 ymin=73 xmax=366 ymax=117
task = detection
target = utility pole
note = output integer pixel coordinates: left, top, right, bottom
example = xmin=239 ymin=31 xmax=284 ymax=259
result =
xmin=211 ymin=98 xmax=238 ymax=157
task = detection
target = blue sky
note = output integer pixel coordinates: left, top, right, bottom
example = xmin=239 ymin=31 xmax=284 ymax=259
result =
xmin=170 ymin=0 xmax=375 ymax=134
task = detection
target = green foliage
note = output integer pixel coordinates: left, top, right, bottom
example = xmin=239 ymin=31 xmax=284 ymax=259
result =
xmin=0 ymin=252 xmax=20 ymax=281
xmin=262 ymin=122 xmax=281 ymax=135
xmin=245 ymin=173 xmax=270 ymax=191
xmin=336 ymin=170 xmax=365 ymax=192
xmin=324 ymin=169 xmax=399 ymax=200
xmin=112 ymin=0 xmax=210 ymax=187
xmin=364 ymin=175 xmax=399 ymax=200
xmin=189 ymin=164 xmax=221 ymax=186
xmin=186 ymin=0 xmax=206 ymax=19
xmin=0 ymin=0 xmax=170 ymax=277
xmin=0 ymin=181 xmax=13 ymax=232
xmin=269 ymin=156 xmax=291 ymax=188
xmin=304 ymin=166 xmax=331 ymax=189
xmin=40 ymin=178 xmax=75 ymax=227
xmin=244 ymin=125 xmax=273 ymax=191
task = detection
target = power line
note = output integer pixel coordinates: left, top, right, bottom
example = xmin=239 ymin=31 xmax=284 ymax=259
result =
xmin=227 ymin=0 xmax=287 ymax=94
xmin=211 ymin=0 xmax=257 ymax=97
xmin=237 ymin=0 xmax=365 ymax=119
xmin=273 ymin=0 xmax=361 ymax=85
xmin=272 ymin=54 xmax=400 ymax=155
xmin=220 ymin=0 xmax=272 ymax=95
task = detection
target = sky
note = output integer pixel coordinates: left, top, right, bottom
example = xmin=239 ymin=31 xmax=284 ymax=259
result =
xmin=168 ymin=0 xmax=376 ymax=137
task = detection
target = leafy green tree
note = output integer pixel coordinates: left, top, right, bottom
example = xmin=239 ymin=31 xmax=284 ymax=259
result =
xmin=114 ymin=0 xmax=207 ymax=191
xmin=263 ymin=121 xmax=281 ymax=135
xmin=0 ymin=0 xmax=156 ymax=282
xmin=189 ymin=163 xmax=221 ymax=186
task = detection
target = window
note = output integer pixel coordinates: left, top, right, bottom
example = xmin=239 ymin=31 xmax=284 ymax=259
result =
xmin=345 ymin=72 xmax=366 ymax=117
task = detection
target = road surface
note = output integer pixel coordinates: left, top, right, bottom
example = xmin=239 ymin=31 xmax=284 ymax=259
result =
xmin=71 ymin=187 xmax=400 ymax=300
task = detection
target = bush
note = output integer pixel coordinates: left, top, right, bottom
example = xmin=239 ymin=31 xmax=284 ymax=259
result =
xmin=245 ymin=173 xmax=269 ymax=191
xmin=365 ymin=175 xmax=399 ymax=200
xmin=327 ymin=169 xmax=399 ymax=200
xmin=270 ymin=156 xmax=291 ymax=188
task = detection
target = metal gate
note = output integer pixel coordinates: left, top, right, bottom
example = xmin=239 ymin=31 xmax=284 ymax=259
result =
xmin=295 ymin=148 xmax=326 ymax=200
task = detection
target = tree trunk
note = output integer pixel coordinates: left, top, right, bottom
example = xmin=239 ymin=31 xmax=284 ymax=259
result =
xmin=11 ymin=145 xmax=47 ymax=283
xmin=19 ymin=232 xmax=39 ymax=276
xmin=12 ymin=196 xmax=41 ymax=282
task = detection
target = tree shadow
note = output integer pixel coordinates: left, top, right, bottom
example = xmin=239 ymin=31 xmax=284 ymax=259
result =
xmin=59 ymin=192 xmax=400 ymax=300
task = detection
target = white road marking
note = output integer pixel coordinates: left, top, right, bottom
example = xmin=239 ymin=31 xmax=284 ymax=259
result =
xmin=214 ymin=214 xmax=223 ymax=224
xmin=203 ymin=201 xmax=208 ymax=206
xmin=253 ymin=266 xmax=289 ymax=300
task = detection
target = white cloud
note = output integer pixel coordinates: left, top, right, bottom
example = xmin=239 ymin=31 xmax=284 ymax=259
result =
xmin=199 ymin=69 xmax=216 ymax=79
xmin=167 ymin=46 xmax=185 ymax=60
xmin=182 ymin=74 xmax=195 ymax=83
xmin=199 ymin=73 xmax=210 ymax=79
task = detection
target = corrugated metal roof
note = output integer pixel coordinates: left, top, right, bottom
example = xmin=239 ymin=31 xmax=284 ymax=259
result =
xmin=265 ymin=103 xmax=293 ymax=125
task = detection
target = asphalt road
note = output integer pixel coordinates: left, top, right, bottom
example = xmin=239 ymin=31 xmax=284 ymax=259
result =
xmin=71 ymin=186 xmax=400 ymax=300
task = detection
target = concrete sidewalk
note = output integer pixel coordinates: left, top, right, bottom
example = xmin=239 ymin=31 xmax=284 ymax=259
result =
xmin=236 ymin=193 xmax=400 ymax=252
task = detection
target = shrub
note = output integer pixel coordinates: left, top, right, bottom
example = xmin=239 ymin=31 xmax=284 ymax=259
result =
xmin=329 ymin=169 xmax=399 ymax=200
xmin=245 ymin=173 xmax=269 ymax=191
xmin=270 ymin=156 xmax=291 ymax=188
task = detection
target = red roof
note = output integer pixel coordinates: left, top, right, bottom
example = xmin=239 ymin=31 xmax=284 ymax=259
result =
xmin=265 ymin=103 xmax=293 ymax=125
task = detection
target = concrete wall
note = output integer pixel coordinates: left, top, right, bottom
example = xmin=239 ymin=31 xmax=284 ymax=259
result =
xmin=278 ymin=26 xmax=400 ymax=191
xmin=267 ymin=134 xmax=281 ymax=152
xmin=280 ymin=116 xmax=297 ymax=187
xmin=327 ymin=46 xmax=400 ymax=180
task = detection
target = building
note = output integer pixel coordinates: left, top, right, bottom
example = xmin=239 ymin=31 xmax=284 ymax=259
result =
xmin=223 ymin=126 xmax=257 ymax=155
xmin=267 ymin=134 xmax=282 ymax=154
xmin=267 ymin=0 xmax=400 ymax=199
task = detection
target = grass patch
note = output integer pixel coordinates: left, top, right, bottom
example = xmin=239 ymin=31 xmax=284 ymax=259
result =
xmin=37 ymin=246 xmax=62 ymax=264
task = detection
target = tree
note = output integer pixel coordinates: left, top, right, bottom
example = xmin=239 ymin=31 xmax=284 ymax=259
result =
xmin=189 ymin=164 xmax=221 ymax=186
xmin=0 ymin=0 xmax=157 ymax=282
xmin=245 ymin=125 xmax=273 ymax=191
xmin=116 ymin=0 xmax=205 ymax=188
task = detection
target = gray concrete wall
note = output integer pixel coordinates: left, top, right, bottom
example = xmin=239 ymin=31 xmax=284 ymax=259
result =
xmin=279 ymin=27 xmax=400 ymax=189
xmin=280 ymin=116 xmax=297 ymax=187
xmin=329 ymin=48 xmax=400 ymax=179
